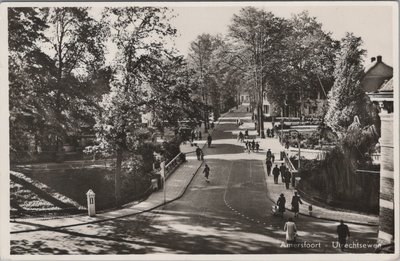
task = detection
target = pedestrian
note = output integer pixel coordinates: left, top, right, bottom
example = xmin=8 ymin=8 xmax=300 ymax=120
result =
xmin=251 ymin=139 xmax=256 ymax=151
xmin=337 ymin=220 xmax=350 ymax=251
xmin=255 ymin=142 xmax=260 ymax=152
xmin=246 ymin=107 xmax=249 ymax=112
xmin=200 ymin=149 xmax=204 ymax=161
xmin=266 ymin=158 xmax=272 ymax=176
xmin=284 ymin=217 xmax=297 ymax=244
xmin=203 ymin=164 xmax=210 ymax=183
xmin=195 ymin=146 xmax=201 ymax=161
xmin=271 ymin=153 xmax=275 ymax=163
xmin=266 ymin=149 xmax=272 ymax=160
xmin=191 ymin=130 xmax=195 ymax=143
xmin=277 ymin=193 xmax=286 ymax=216
xmin=207 ymin=134 xmax=212 ymax=148
xmin=273 ymin=165 xmax=280 ymax=183
xmin=284 ymin=170 xmax=291 ymax=189
xmin=280 ymin=163 xmax=286 ymax=183
xmin=254 ymin=121 xmax=257 ymax=131
xmin=211 ymin=121 xmax=215 ymax=129
xmin=198 ymin=130 xmax=202 ymax=140
xmin=266 ymin=128 xmax=270 ymax=138
xmin=245 ymin=129 xmax=249 ymax=139
xmin=271 ymin=128 xmax=275 ymax=138
xmin=239 ymin=131 xmax=244 ymax=142
xmin=291 ymin=191 xmax=303 ymax=218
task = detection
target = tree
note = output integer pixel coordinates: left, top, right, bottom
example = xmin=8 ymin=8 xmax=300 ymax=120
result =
xmin=91 ymin=7 xmax=180 ymax=206
xmin=325 ymin=33 xmax=368 ymax=137
xmin=41 ymin=7 xmax=108 ymax=155
xmin=188 ymin=34 xmax=225 ymax=131
xmin=274 ymin=11 xmax=338 ymax=119
xmin=228 ymin=7 xmax=288 ymax=135
xmin=8 ymin=7 xmax=51 ymax=161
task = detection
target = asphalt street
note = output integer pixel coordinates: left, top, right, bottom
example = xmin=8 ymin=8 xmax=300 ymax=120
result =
xmin=10 ymin=108 xmax=379 ymax=254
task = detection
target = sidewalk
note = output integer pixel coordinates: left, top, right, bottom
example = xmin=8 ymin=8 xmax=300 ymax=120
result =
xmin=235 ymin=105 xmax=379 ymax=226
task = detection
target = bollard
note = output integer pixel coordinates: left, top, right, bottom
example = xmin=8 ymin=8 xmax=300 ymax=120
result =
xmin=86 ymin=189 xmax=96 ymax=217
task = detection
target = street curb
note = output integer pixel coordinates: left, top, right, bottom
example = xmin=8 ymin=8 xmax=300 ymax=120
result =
xmin=10 ymin=109 xmax=233 ymax=234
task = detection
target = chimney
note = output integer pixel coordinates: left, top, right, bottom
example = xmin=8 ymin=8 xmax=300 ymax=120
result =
xmin=377 ymin=55 xmax=382 ymax=62
xmin=371 ymin=57 xmax=376 ymax=62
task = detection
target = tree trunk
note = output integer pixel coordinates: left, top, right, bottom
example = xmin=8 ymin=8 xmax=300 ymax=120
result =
xmin=115 ymin=148 xmax=123 ymax=207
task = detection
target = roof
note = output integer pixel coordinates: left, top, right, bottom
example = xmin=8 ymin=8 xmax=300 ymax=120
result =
xmin=364 ymin=60 xmax=393 ymax=74
xmin=379 ymin=78 xmax=393 ymax=92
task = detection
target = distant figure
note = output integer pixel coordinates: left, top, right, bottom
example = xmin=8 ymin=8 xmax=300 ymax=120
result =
xmin=203 ymin=164 xmax=210 ymax=183
xmin=266 ymin=149 xmax=272 ymax=160
xmin=245 ymin=129 xmax=249 ymax=139
xmin=195 ymin=146 xmax=202 ymax=161
xmin=284 ymin=170 xmax=291 ymax=189
xmin=280 ymin=163 xmax=286 ymax=183
xmin=266 ymin=128 xmax=271 ymax=138
xmin=272 ymin=165 xmax=280 ymax=182
xmin=271 ymin=128 xmax=275 ymax=137
xmin=291 ymin=191 xmax=303 ymax=218
xmin=246 ymin=107 xmax=249 ymax=112
xmin=191 ymin=130 xmax=195 ymax=143
xmin=236 ymin=118 xmax=240 ymax=125
xmin=255 ymin=142 xmax=260 ymax=152
xmin=211 ymin=122 xmax=215 ymax=129
xmin=198 ymin=121 xmax=202 ymax=128
xmin=284 ymin=218 xmax=297 ymax=243
xmin=207 ymin=134 xmax=212 ymax=148
xmin=251 ymin=139 xmax=256 ymax=151
xmin=337 ymin=220 xmax=350 ymax=251
xmin=198 ymin=130 xmax=202 ymax=140
xmin=271 ymin=153 xmax=275 ymax=163
xmin=200 ymin=149 xmax=204 ymax=161
xmin=266 ymin=158 xmax=272 ymax=176
xmin=239 ymin=131 xmax=244 ymax=142
xmin=277 ymin=193 xmax=286 ymax=216
xmin=254 ymin=121 xmax=257 ymax=131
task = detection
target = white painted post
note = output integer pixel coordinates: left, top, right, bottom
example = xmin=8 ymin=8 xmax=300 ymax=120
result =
xmin=86 ymin=189 xmax=96 ymax=217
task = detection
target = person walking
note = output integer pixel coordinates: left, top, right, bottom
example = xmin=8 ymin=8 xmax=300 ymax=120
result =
xmin=251 ymin=139 xmax=256 ymax=152
xmin=245 ymin=129 xmax=249 ymax=139
xmin=272 ymin=165 xmax=280 ymax=183
xmin=255 ymin=142 xmax=260 ymax=152
xmin=239 ymin=131 xmax=244 ymax=142
xmin=266 ymin=128 xmax=270 ymax=138
xmin=284 ymin=218 xmax=297 ymax=244
xmin=207 ymin=134 xmax=212 ymax=148
xmin=211 ymin=121 xmax=215 ymax=129
xmin=337 ymin=220 xmax=350 ymax=251
xmin=284 ymin=170 xmax=291 ymax=189
xmin=291 ymin=191 xmax=303 ymax=218
xmin=277 ymin=193 xmax=286 ymax=217
xmin=203 ymin=164 xmax=210 ymax=183
xmin=280 ymin=163 xmax=286 ymax=183
xmin=191 ymin=130 xmax=195 ymax=143
xmin=266 ymin=149 xmax=272 ymax=160
xmin=198 ymin=130 xmax=202 ymax=140
xmin=266 ymin=158 xmax=272 ymax=176
xmin=195 ymin=146 xmax=202 ymax=161
xmin=271 ymin=128 xmax=274 ymax=138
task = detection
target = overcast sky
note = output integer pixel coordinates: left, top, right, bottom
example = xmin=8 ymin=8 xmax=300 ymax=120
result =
xmin=169 ymin=3 xmax=395 ymax=66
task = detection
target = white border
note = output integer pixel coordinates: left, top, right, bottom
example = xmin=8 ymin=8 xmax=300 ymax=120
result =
xmin=0 ymin=1 xmax=399 ymax=261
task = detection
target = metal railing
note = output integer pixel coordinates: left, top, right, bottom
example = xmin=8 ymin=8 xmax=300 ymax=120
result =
xmin=164 ymin=152 xmax=185 ymax=180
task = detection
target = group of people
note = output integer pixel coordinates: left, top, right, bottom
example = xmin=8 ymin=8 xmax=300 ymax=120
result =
xmin=237 ymin=129 xmax=250 ymax=142
xmin=266 ymin=128 xmax=275 ymax=138
xmin=236 ymin=118 xmax=243 ymax=126
xmin=244 ymin=139 xmax=260 ymax=153
xmin=191 ymin=129 xmax=202 ymax=142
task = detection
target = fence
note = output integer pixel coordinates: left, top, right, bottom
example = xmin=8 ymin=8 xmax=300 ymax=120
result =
xmin=163 ymin=152 xmax=185 ymax=180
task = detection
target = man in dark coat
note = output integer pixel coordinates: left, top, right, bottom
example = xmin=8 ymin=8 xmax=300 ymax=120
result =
xmin=284 ymin=170 xmax=291 ymax=189
xmin=280 ymin=163 xmax=286 ymax=183
xmin=207 ymin=134 xmax=212 ymax=148
xmin=245 ymin=129 xmax=249 ymax=139
xmin=211 ymin=121 xmax=215 ymax=129
xmin=198 ymin=130 xmax=202 ymax=140
xmin=272 ymin=165 xmax=280 ymax=183
xmin=266 ymin=158 xmax=272 ymax=176
xmin=266 ymin=149 xmax=272 ymax=160
xmin=251 ymin=139 xmax=256 ymax=151
xmin=266 ymin=128 xmax=270 ymax=138
xmin=195 ymin=146 xmax=201 ymax=161
xmin=277 ymin=193 xmax=286 ymax=216
xmin=337 ymin=220 xmax=350 ymax=251
xmin=203 ymin=164 xmax=210 ymax=183
xmin=291 ymin=191 xmax=303 ymax=217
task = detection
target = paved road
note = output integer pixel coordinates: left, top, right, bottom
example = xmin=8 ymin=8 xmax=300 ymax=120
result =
xmin=11 ymin=108 xmax=379 ymax=254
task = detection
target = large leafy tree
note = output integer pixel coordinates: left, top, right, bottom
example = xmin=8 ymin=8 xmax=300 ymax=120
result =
xmin=275 ymin=11 xmax=338 ymax=118
xmin=228 ymin=7 xmax=288 ymax=134
xmin=92 ymin=7 xmax=187 ymax=206
xmin=8 ymin=8 xmax=51 ymax=161
xmin=42 ymin=7 xmax=108 ymax=153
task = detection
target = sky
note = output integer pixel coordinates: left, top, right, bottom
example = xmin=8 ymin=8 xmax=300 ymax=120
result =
xmin=169 ymin=3 xmax=396 ymax=66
